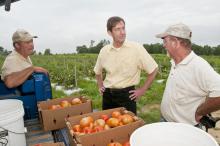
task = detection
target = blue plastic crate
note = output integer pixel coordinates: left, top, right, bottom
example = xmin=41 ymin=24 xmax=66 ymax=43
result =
xmin=0 ymin=73 xmax=52 ymax=120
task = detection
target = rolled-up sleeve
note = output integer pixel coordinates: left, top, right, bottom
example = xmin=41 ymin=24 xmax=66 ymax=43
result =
xmin=1 ymin=58 xmax=15 ymax=80
xmin=138 ymin=45 xmax=158 ymax=74
xmin=94 ymin=53 xmax=103 ymax=75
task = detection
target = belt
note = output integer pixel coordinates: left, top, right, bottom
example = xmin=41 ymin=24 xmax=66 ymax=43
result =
xmin=105 ymin=86 xmax=135 ymax=93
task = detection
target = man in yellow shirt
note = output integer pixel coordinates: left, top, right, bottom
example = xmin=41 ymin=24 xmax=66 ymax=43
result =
xmin=94 ymin=16 xmax=158 ymax=114
xmin=1 ymin=29 xmax=48 ymax=88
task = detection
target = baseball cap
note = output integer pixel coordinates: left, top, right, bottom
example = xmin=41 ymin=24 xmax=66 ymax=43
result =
xmin=12 ymin=29 xmax=37 ymax=43
xmin=156 ymin=23 xmax=192 ymax=40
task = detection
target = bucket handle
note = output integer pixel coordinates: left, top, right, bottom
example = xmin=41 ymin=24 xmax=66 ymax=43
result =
xmin=0 ymin=126 xmax=27 ymax=134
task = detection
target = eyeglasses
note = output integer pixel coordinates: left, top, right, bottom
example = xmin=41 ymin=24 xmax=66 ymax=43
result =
xmin=163 ymin=36 xmax=178 ymax=45
xmin=163 ymin=38 xmax=170 ymax=45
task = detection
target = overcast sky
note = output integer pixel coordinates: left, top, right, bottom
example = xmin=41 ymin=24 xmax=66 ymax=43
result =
xmin=0 ymin=0 xmax=220 ymax=54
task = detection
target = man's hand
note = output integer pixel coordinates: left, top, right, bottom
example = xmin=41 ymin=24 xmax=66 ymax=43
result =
xmin=95 ymin=74 xmax=105 ymax=96
xmin=128 ymin=67 xmax=158 ymax=101
xmin=195 ymin=97 xmax=220 ymax=123
xmin=98 ymin=86 xmax=105 ymax=96
xmin=33 ymin=66 xmax=48 ymax=75
xmin=195 ymin=111 xmax=203 ymax=123
xmin=129 ymin=87 xmax=146 ymax=101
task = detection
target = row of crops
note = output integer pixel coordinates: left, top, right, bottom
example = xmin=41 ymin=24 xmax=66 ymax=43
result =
xmin=1 ymin=54 xmax=220 ymax=89
xmin=32 ymin=54 xmax=97 ymax=88
xmin=32 ymin=54 xmax=171 ymax=88
xmin=1 ymin=53 xmax=220 ymax=123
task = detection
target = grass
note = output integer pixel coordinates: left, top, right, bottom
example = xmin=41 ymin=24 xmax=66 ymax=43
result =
xmin=139 ymin=108 xmax=161 ymax=124
xmin=52 ymin=87 xmax=66 ymax=98
xmin=76 ymin=79 xmax=102 ymax=110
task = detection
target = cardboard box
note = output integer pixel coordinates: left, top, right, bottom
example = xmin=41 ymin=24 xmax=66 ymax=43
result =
xmin=66 ymin=107 xmax=145 ymax=146
xmin=38 ymin=96 xmax=92 ymax=131
xmin=30 ymin=142 xmax=65 ymax=146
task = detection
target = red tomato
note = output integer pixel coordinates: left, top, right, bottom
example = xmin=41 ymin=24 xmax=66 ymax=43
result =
xmin=101 ymin=114 xmax=109 ymax=121
xmin=123 ymin=141 xmax=130 ymax=146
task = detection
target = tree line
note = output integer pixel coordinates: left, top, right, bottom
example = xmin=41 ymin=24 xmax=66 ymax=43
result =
xmin=1 ymin=40 xmax=220 ymax=55
xmin=0 ymin=46 xmax=52 ymax=56
xmin=76 ymin=40 xmax=220 ymax=56
xmin=76 ymin=40 xmax=110 ymax=54
xmin=0 ymin=46 xmax=10 ymax=55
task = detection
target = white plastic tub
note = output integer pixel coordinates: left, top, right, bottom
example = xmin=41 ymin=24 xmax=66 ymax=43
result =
xmin=0 ymin=99 xmax=26 ymax=146
xmin=130 ymin=122 xmax=218 ymax=146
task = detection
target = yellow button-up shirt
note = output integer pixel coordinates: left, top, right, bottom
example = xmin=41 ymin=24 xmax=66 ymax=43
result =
xmin=94 ymin=41 xmax=158 ymax=88
xmin=1 ymin=50 xmax=32 ymax=80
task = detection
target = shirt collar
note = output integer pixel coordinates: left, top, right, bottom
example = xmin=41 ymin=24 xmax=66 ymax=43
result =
xmin=180 ymin=51 xmax=196 ymax=65
xmin=13 ymin=49 xmax=30 ymax=61
xmin=171 ymin=51 xmax=196 ymax=66
xmin=110 ymin=40 xmax=129 ymax=51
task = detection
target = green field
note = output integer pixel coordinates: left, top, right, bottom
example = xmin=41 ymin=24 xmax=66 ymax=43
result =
xmin=1 ymin=54 xmax=220 ymax=123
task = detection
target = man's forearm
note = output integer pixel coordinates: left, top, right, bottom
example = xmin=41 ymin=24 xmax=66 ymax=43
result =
xmin=196 ymin=97 xmax=220 ymax=116
xmin=142 ymin=67 xmax=158 ymax=91
xmin=96 ymin=74 xmax=105 ymax=95
xmin=95 ymin=74 xmax=104 ymax=88
xmin=4 ymin=66 xmax=34 ymax=88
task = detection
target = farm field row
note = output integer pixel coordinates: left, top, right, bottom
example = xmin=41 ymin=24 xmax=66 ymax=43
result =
xmin=1 ymin=54 xmax=220 ymax=123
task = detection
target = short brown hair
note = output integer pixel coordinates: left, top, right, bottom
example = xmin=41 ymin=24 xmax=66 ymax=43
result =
xmin=107 ymin=16 xmax=125 ymax=32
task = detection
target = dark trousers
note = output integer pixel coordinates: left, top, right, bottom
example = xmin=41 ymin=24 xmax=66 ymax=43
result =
xmin=102 ymin=86 xmax=136 ymax=114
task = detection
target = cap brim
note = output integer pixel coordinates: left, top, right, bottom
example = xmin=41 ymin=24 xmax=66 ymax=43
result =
xmin=21 ymin=36 xmax=38 ymax=42
xmin=155 ymin=33 xmax=168 ymax=39
xmin=32 ymin=36 xmax=38 ymax=38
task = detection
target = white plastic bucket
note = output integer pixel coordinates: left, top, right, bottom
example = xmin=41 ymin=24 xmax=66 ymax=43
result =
xmin=0 ymin=99 xmax=26 ymax=146
xmin=130 ymin=122 xmax=218 ymax=146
